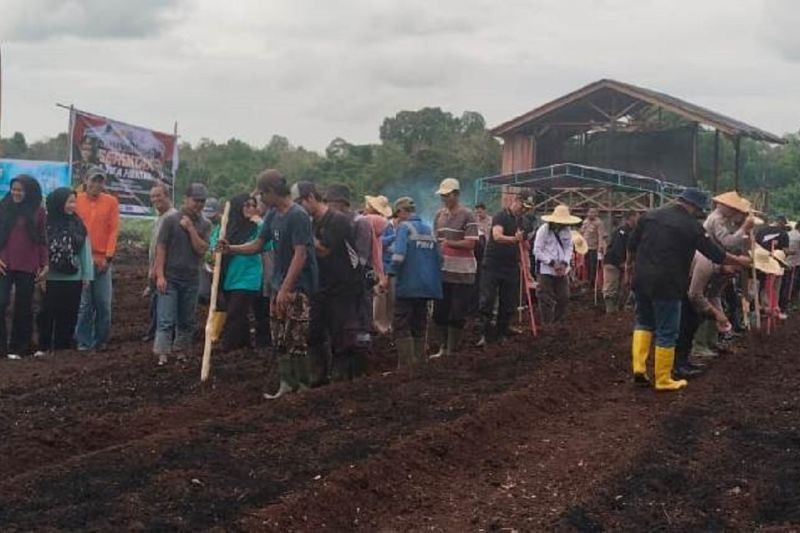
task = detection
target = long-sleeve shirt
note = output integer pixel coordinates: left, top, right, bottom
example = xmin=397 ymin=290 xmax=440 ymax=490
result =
xmin=580 ymin=218 xmax=607 ymax=250
xmin=687 ymin=253 xmax=727 ymax=316
xmin=0 ymin=209 xmax=48 ymax=274
xmin=76 ymin=192 xmax=120 ymax=262
xmin=533 ymin=223 xmax=573 ymax=276
xmin=703 ymin=209 xmax=747 ymax=253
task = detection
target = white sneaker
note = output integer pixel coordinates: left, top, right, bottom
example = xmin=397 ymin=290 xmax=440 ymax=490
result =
xmin=157 ymin=354 xmax=168 ymax=366
xmin=779 ymin=312 xmax=788 ymax=320
xmin=6 ymin=354 xmax=21 ymax=360
xmin=33 ymin=350 xmax=47 ymax=358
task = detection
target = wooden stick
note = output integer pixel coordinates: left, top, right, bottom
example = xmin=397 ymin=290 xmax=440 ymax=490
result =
xmin=201 ymin=200 xmax=231 ymax=383
xmin=751 ymin=232 xmax=761 ymax=331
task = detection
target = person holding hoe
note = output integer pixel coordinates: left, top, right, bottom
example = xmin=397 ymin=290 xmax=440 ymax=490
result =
xmin=534 ymin=204 xmax=581 ymax=324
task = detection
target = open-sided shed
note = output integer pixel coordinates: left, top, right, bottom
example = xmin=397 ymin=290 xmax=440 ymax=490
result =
xmin=490 ymin=79 xmax=784 ymax=192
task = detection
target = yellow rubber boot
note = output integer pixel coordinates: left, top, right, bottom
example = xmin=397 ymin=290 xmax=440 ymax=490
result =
xmin=654 ymin=346 xmax=688 ymax=391
xmin=631 ymin=329 xmax=653 ymax=384
xmin=210 ymin=311 xmax=227 ymax=342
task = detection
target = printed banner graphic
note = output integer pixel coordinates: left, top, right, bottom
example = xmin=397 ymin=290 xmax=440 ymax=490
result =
xmin=71 ymin=109 xmax=178 ymax=217
xmin=0 ymin=159 xmax=71 ymax=197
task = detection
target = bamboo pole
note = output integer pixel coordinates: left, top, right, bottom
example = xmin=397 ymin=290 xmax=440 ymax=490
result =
xmin=751 ymin=232 xmax=761 ymax=331
xmin=201 ymin=201 xmax=231 ymax=382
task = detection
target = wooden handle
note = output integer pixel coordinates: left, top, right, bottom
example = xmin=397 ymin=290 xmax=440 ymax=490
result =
xmin=201 ymin=200 xmax=231 ymax=383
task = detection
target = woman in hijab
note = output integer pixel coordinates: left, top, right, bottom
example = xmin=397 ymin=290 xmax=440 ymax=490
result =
xmin=208 ymin=194 xmax=264 ymax=352
xmin=35 ymin=187 xmax=94 ymax=355
xmin=0 ymin=175 xmax=48 ymax=359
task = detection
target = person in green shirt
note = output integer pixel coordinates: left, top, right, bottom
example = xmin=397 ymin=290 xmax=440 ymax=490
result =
xmin=36 ymin=188 xmax=94 ymax=356
xmin=209 ymin=193 xmax=265 ymax=352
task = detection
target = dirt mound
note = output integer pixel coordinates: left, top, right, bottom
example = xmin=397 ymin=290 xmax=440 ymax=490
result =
xmin=0 ymin=257 xmax=798 ymax=530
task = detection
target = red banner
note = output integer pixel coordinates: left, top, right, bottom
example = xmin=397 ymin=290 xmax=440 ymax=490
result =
xmin=70 ymin=109 xmax=178 ymax=217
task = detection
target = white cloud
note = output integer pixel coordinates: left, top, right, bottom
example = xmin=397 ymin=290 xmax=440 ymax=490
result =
xmin=1 ymin=0 xmax=798 ymax=150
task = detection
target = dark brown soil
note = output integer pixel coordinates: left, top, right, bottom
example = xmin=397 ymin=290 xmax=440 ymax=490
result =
xmin=1 ymin=257 xmax=798 ymax=531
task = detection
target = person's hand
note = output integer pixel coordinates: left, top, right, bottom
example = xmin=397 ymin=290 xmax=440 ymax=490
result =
xmin=35 ymin=265 xmax=49 ymax=283
xmin=735 ymin=254 xmax=752 ymax=268
xmin=514 ymin=230 xmax=524 ymax=242
xmin=156 ymin=275 xmax=168 ymax=294
xmin=716 ymin=316 xmax=732 ymax=333
xmin=216 ymin=238 xmax=230 ymax=254
xmin=95 ymin=257 xmax=108 ymax=273
xmin=553 ymin=262 xmax=567 ymax=277
xmin=742 ymin=216 xmax=755 ymax=232
xmin=142 ymin=285 xmax=151 ymax=298
xmin=0 ymin=258 xmax=7 ymax=276
xmin=275 ymin=288 xmax=293 ymax=317
xmin=179 ymin=216 xmax=193 ymax=231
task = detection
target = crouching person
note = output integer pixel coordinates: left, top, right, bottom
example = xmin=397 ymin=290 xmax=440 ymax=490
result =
xmin=388 ymin=197 xmax=442 ymax=371
xmin=153 ymin=184 xmax=212 ymax=365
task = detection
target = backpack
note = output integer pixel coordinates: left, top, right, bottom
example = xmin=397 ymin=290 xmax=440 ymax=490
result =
xmin=48 ymin=227 xmax=79 ymax=275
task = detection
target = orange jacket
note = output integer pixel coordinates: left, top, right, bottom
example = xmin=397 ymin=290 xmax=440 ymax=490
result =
xmin=76 ymin=191 xmax=120 ymax=262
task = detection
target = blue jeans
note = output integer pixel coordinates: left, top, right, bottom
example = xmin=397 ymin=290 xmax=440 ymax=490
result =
xmin=76 ymin=265 xmax=113 ymax=349
xmin=634 ymin=292 xmax=681 ymax=348
xmin=153 ymin=279 xmax=198 ymax=356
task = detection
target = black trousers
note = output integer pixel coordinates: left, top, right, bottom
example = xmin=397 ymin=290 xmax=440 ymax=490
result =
xmin=0 ymin=270 xmax=36 ymax=357
xmin=221 ymin=290 xmax=258 ymax=352
xmin=676 ymin=296 xmax=704 ymax=367
xmin=585 ymin=249 xmax=599 ymax=286
xmin=309 ymin=289 xmax=360 ymax=383
xmin=479 ymin=266 xmax=519 ymax=338
xmin=393 ymin=298 xmax=429 ymax=339
xmin=37 ymin=280 xmax=83 ymax=351
xmin=433 ymin=282 xmax=474 ymax=329
xmin=253 ymin=294 xmax=271 ymax=348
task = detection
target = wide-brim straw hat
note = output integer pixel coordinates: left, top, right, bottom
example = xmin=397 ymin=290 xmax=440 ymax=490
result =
xmin=570 ymin=230 xmax=589 ymax=255
xmin=713 ymin=191 xmax=751 ymax=214
xmin=541 ymin=204 xmax=581 ymax=225
xmin=751 ymin=244 xmax=783 ymax=275
xmin=365 ymin=195 xmax=392 ymax=217
xmin=772 ymin=249 xmax=789 ymax=269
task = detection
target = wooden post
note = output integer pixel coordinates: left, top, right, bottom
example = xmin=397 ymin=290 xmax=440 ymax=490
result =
xmin=201 ymin=201 xmax=231 ymax=383
xmin=733 ymin=136 xmax=742 ymax=192
xmin=712 ymin=129 xmax=720 ymax=193
xmin=691 ymin=122 xmax=699 ymax=186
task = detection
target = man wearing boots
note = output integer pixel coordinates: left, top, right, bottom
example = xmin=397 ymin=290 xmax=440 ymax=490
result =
xmin=431 ymin=178 xmax=479 ymax=358
xmin=388 ymin=197 xmax=442 ymax=371
xmin=477 ymin=193 xmax=533 ymax=346
xmin=627 ymin=188 xmax=750 ymax=391
xmin=221 ymin=170 xmax=318 ymax=399
xmin=602 ymin=211 xmax=638 ymax=314
xmin=292 ymin=181 xmax=361 ymax=385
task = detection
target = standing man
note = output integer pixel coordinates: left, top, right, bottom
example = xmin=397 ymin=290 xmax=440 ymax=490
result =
xmin=221 ymin=170 xmax=318 ymax=399
xmin=431 ymin=178 xmax=479 ymax=358
xmin=581 ymin=208 xmax=607 ymax=289
xmin=602 ymin=211 xmax=639 ymax=314
xmin=143 ymin=184 xmax=177 ymax=342
xmin=534 ymin=205 xmax=580 ymax=324
xmin=627 ymin=188 xmax=750 ymax=391
xmin=293 ymin=181 xmax=361 ymax=385
xmin=477 ymin=193 xmax=533 ymax=346
xmin=326 ymin=184 xmax=373 ymax=375
xmin=75 ymin=166 xmax=120 ymax=351
xmin=152 ymin=184 xmax=211 ymax=365
xmin=389 ymin=197 xmax=443 ymax=370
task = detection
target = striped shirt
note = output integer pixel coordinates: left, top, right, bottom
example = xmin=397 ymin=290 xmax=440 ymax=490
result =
xmin=434 ymin=205 xmax=479 ymax=284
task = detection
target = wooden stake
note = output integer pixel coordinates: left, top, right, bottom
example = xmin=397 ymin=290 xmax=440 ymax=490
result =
xmin=201 ymin=200 xmax=231 ymax=383
xmin=751 ymin=231 xmax=761 ymax=331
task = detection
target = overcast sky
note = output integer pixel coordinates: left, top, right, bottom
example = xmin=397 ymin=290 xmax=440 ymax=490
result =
xmin=0 ymin=0 xmax=798 ymax=151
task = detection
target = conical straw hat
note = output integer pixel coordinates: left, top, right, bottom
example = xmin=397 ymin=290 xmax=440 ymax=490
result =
xmin=750 ymin=244 xmax=782 ymax=275
xmin=570 ymin=230 xmax=589 ymax=255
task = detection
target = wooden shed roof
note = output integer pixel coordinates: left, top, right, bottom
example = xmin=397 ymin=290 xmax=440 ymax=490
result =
xmin=491 ymin=79 xmax=785 ymax=144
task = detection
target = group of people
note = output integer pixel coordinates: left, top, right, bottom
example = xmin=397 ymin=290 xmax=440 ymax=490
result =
xmin=2 ymin=168 xmax=798 ymax=399
xmin=0 ymin=167 xmax=118 ymax=359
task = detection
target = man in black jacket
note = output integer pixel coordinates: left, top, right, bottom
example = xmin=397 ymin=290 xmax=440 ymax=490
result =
xmin=602 ymin=211 xmax=638 ymax=314
xmin=627 ymin=189 xmax=750 ymax=391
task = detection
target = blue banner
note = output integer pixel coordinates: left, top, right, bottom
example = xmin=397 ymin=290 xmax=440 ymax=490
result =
xmin=0 ymin=159 xmax=71 ymax=198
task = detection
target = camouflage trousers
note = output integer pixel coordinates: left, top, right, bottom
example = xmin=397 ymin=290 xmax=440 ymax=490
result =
xmin=270 ymin=292 xmax=310 ymax=388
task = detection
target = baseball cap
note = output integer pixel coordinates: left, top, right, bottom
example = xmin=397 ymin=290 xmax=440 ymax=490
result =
xmin=435 ymin=178 xmax=460 ymax=196
xmin=186 ymin=183 xmax=209 ymax=202
xmin=394 ymin=196 xmax=416 ymax=214
xmin=86 ymin=166 xmax=106 ymax=181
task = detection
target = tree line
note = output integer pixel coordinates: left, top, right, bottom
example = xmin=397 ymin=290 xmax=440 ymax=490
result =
xmin=1 ymin=107 xmax=798 ymax=217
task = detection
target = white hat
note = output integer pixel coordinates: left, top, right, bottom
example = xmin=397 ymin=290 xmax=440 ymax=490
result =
xmin=435 ymin=178 xmax=460 ymax=195
xmin=541 ymin=204 xmax=581 ymax=225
